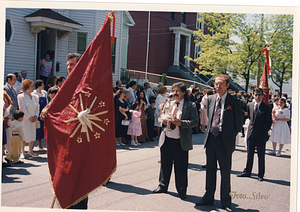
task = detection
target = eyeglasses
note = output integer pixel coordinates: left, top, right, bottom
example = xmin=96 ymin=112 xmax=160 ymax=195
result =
xmin=214 ymin=83 xmax=225 ymax=86
xmin=172 ymin=89 xmax=181 ymax=93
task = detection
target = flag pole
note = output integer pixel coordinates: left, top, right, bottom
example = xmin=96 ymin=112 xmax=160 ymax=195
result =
xmin=51 ymin=196 xmax=56 ymax=208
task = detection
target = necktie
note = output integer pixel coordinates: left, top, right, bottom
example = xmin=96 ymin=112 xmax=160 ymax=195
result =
xmin=10 ymin=86 xmax=17 ymax=98
xmin=254 ymin=104 xmax=258 ymax=119
xmin=211 ymin=97 xmax=221 ymax=137
xmin=170 ymin=102 xmax=180 ymax=130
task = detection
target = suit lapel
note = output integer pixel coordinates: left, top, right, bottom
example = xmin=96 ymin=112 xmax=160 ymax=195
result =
xmin=209 ymin=95 xmax=217 ymax=119
xmin=182 ymin=100 xmax=188 ymax=119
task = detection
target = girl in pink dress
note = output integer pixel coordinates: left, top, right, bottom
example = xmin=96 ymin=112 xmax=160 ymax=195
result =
xmin=127 ymin=103 xmax=142 ymax=146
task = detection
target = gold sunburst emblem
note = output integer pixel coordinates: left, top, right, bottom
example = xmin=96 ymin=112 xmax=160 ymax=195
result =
xmin=64 ymin=93 xmax=109 ymax=143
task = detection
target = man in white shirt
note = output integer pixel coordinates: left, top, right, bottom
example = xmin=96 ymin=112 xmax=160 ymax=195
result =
xmin=127 ymin=81 xmax=137 ymax=105
xmin=13 ymin=72 xmax=22 ymax=93
xmin=144 ymin=82 xmax=156 ymax=103
xmin=153 ymin=82 xmax=198 ymax=200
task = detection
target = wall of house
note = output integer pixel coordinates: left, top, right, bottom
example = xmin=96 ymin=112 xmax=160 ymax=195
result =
xmin=4 ymin=8 xmax=36 ymax=81
xmin=127 ymin=11 xmax=197 ymax=81
xmin=4 ymin=8 xmax=123 ymax=87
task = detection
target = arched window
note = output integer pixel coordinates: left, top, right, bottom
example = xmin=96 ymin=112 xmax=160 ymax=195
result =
xmin=5 ymin=19 xmax=14 ymax=43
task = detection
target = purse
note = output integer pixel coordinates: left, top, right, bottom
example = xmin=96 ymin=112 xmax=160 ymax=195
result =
xmin=121 ymin=120 xmax=130 ymax=126
xmin=36 ymin=121 xmax=41 ymax=129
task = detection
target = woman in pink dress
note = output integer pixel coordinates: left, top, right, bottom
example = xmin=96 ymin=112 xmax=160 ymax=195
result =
xmin=127 ymin=103 xmax=142 ymax=146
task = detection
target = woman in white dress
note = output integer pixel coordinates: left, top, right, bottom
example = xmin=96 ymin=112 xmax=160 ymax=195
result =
xmin=269 ymin=98 xmax=291 ymax=156
xmin=154 ymin=86 xmax=168 ymax=137
xmin=18 ymin=79 xmax=39 ymax=158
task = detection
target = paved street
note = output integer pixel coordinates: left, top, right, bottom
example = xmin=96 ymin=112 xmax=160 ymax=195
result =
xmin=1 ymin=132 xmax=291 ymax=212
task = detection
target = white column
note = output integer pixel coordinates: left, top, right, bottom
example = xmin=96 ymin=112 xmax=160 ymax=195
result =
xmin=173 ymin=31 xmax=180 ymax=66
xmin=185 ymin=35 xmax=191 ymax=67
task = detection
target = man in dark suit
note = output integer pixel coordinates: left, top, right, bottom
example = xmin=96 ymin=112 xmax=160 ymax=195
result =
xmin=3 ymin=73 xmax=19 ymax=156
xmin=153 ymin=82 xmax=199 ymax=200
xmin=237 ymin=87 xmax=272 ymax=182
xmin=196 ymin=74 xmax=243 ymax=211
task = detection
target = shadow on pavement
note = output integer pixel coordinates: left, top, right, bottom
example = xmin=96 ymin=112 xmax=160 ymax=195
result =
xmin=105 ymin=181 xmax=152 ymax=195
xmin=188 ymin=163 xmax=206 ymax=172
xmin=2 ymin=167 xmax=31 ymax=183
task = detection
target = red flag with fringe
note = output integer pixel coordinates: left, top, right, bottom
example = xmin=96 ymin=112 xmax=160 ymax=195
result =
xmin=44 ymin=13 xmax=116 ymax=209
xmin=260 ymin=45 xmax=271 ymax=104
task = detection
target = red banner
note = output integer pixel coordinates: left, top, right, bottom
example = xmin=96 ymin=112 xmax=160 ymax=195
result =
xmin=44 ymin=14 xmax=116 ymax=208
xmin=260 ymin=46 xmax=270 ymax=104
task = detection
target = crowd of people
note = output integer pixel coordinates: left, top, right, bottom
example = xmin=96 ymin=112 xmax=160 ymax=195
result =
xmin=2 ymin=69 xmax=292 ymax=210
xmin=2 ymin=70 xmax=63 ymax=167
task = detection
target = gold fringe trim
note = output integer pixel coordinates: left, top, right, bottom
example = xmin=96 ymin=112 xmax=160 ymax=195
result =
xmin=49 ymin=165 xmax=117 ymax=209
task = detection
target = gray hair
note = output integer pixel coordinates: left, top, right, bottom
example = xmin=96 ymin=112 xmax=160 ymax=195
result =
xmin=124 ymin=89 xmax=130 ymax=97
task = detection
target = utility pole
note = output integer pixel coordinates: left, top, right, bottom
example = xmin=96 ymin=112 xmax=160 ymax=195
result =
xmin=256 ymin=14 xmax=264 ymax=87
xmin=145 ymin=11 xmax=151 ymax=81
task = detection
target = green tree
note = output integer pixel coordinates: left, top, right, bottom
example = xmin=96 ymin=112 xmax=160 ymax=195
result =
xmin=232 ymin=14 xmax=266 ymax=92
xmin=190 ymin=13 xmax=239 ymax=76
xmin=267 ymin=14 xmax=293 ymax=95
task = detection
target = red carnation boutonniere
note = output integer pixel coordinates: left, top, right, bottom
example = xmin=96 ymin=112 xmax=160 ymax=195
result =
xmin=280 ymin=111 xmax=283 ymax=114
xmin=224 ymin=105 xmax=232 ymax=111
xmin=184 ymin=105 xmax=188 ymax=110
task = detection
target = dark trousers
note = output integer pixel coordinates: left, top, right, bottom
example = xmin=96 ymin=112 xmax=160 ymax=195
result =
xmin=40 ymin=75 xmax=48 ymax=85
xmin=147 ymin=119 xmax=154 ymax=138
xmin=205 ymin=132 xmax=232 ymax=207
xmin=159 ymin=136 xmax=188 ymax=195
xmin=68 ymin=197 xmax=88 ymax=209
xmin=244 ymin=137 xmax=266 ymax=178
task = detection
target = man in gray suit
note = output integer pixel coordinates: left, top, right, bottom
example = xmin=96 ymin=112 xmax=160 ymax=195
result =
xmin=196 ymin=74 xmax=243 ymax=211
xmin=3 ymin=73 xmax=19 ymax=155
xmin=153 ymin=82 xmax=198 ymax=200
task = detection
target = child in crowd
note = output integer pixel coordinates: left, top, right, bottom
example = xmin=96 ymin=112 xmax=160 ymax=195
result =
xmin=5 ymin=110 xmax=25 ymax=164
xmin=127 ymin=103 xmax=142 ymax=146
xmin=145 ymin=99 xmax=156 ymax=141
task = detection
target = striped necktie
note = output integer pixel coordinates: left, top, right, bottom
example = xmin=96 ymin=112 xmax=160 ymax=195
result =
xmin=211 ymin=97 xmax=221 ymax=137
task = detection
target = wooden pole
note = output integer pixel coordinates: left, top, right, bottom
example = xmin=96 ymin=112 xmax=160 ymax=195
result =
xmin=51 ymin=196 xmax=56 ymax=208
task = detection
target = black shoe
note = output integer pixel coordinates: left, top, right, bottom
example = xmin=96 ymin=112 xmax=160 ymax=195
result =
xmin=221 ymin=206 xmax=233 ymax=211
xmin=202 ymin=164 xmax=207 ymax=168
xmin=145 ymin=138 xmax=150 ymax=142
xmin=195 ymin=197 xmax=214 ymax=206
xmin=4 ymin=157 xmax=10 ymax=164
xmin=14 ymin=161 xmax=24 ymax=164
xmin=237 ymin=172 xmax=250 ymax=177
xmin=258 ymin=177 xmax=264 ymax=182
xmin=153 ymin=186 xmax=167 ymax=193
xmin=178 ymin=193 xmax=187 ymax=200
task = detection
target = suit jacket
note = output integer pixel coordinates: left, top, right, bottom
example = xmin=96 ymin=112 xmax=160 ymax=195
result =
xmin=204 ymin=93 xmax=243 ymax=154
xmin=3 ymin=83 xmax=19 ymax=118
xmin=246 ymin=101 xmax=272 ymax=142
xmin=159 ymin=100 xmax=199 ymax=151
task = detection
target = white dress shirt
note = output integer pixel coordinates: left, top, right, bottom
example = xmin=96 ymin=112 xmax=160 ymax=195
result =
xmin=214 ymin=92 xmax=227 ymax=132
xmin=165 ymin=99 xmax=184 ymax=139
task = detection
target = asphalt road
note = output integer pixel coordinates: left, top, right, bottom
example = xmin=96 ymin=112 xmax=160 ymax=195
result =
xmin=1 ymin=132 xmax=291 ymax=212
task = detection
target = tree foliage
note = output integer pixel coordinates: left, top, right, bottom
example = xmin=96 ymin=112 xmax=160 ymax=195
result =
xmin=267 ymin=14 xmax=293 ymax=95
xmin=190 ymin=13 xmax=293 ymax=93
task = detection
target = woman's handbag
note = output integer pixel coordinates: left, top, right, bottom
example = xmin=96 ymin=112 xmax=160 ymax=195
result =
xmin=121 ymin=120 xmax=130 ymax=126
